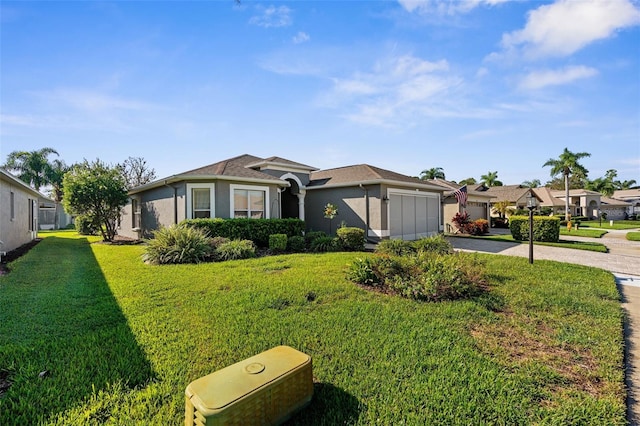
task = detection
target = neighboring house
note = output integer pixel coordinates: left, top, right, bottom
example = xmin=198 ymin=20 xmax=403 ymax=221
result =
xmin=599 ymin=196 xmax=632 ymax=220
xmin=0 ymin=168 xmax=40 ymax=254
xmin=38 ymin=198 xmax=73 ymax=230
xmin=549 ymin=189 xmax=601 ymax=218
xmin=612 ymin=189 xmax=640 ymax=217
xmin=426 ymin=179 xmax=495 ymax=232
xmin=119 ymin=154 xmax=445 ymax=241
xmin=531 ymin=187 xmax=566 ymax=215
xmin=483 ymin=185 xmax=542 ymax=216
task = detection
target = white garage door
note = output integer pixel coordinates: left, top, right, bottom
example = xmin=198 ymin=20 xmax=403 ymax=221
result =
xmin=389 ymin=192 xmax=440 ymax=240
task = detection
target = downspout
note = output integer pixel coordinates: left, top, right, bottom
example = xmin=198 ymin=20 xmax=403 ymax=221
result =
xmin=164 ymin=181 xmax=178 ymax=225
xmin=359 ymin=184 xmax=374 ymax=243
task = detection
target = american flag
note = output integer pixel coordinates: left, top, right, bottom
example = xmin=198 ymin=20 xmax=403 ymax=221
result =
xmin=453 ymin=185 xmax=467 ymax=207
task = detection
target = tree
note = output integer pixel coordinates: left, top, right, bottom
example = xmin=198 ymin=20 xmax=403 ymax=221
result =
xmin=3 ymin=147 xmax=59 ymax=191
xmin=63 ymin=160 xmax=129 ymax=242
xmin=419 ymin=167 xmax=445 ymax=180
xmin=118 ymin=156 xmax=157 ymax=189
xmin=492 ymin=201 xmax=511 ymax=219
xmin=543 ymin=148 xmax=591 ymax=221
xmin=480 ymin=171 xmax=503 ymax=187
xmin=48 ymin=159 xmax=71 ymax=228
xmin=521 ymin=179 xmax=541 ymax=188
xmin=458 ymin=177 xmax=477 ymax=186
xmin=617 ymin=179 xmax=638 ymax=190
xmin=586 ymin=169 xmax=617 ymax=197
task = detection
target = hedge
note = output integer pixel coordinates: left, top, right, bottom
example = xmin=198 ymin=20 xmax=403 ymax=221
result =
xmin=509 ymin=215 xmax=560 ymax=242
xmin=182 ymin=218 xmax=305 ymax=247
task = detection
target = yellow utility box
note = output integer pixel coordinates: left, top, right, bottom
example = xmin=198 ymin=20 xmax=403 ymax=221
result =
xmin=185 ymin=345 xmax=313 ymax=425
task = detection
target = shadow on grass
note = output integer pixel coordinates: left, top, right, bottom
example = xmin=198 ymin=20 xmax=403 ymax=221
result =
xmin=0 ymin=236 xmax=155 ymax=424
xmin=287 ymin=382 xmax=361 ymax=425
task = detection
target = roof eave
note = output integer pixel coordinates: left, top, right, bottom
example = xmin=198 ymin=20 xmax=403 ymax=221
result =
xmin=306 ymin=179 xmax=445 ymax=192
xmin=128 ymin=174 xmax=290 ymax=195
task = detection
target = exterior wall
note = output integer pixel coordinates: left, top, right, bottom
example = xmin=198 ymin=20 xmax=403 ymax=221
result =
xmin=120 ymin=180 xmax=283 ymax=239
xmin=0 ymin=175 xmax=39 ymax=253
xmin=304 ymin=186 xmax=371 ymax=236
xmin=443 ymin=199 xmax=460 ymax=233
xmin=600 ymin=206 xmax=627 ymax=220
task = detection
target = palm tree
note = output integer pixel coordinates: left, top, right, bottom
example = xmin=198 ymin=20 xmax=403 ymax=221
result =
xmin=3 ymin=147 xmax=59 ymax=191
xmin=617 ymin=179 xmax=638 ymax=190
xmin=420 ymin=167 xmax=445 ymax=180
xmin=521 ymin=179 xmax=541 ymax=188
xmin=458 ymin=177 xmax=477 ymax=186
xmin=543 ymin=148 xmax=591 ymax=221
xmin=480 ymin=171 xmax=503 ymax=187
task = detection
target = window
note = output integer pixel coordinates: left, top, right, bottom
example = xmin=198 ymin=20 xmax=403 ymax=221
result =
xmin=230 ymin=184 xmax=269 ymax=219
xmin=10 ymin=191 xmax=15 ymax=220
xmin=28 ymin=199 xmax=35 ymax=231
xmin=132 ymin=199 xmax=141 ymax=229
xmin=186 ymin=183 xmax=215 ymax=219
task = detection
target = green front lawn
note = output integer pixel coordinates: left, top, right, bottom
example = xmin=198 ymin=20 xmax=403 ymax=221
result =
xmin=458 ymin=233 xmax=609 ymax=253
xmin=579 ymin=220 xmax=640 ymax=230
xmin=627 ymin=232 xmax=640 ymax=242
xmin=560 ymin=228 xmax=608 ymax=238
xmin=0 ymin=231 xmax=625 ymax=425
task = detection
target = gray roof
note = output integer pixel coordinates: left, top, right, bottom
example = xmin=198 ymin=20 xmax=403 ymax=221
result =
xmin=181 ymin=154 xmax=284 ymax=182
xmin=246 ymin=156 xmax=318 ymax=172
xmin=308 ymin=164 xmax=444 ymax=190
xmin=483 ymin=185 xmax=532 ymax=203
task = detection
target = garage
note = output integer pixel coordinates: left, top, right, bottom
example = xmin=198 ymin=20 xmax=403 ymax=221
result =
xmin=389 ymin=190 xmax=440 ymax=240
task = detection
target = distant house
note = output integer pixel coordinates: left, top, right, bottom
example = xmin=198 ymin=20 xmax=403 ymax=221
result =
xmin=483 ymin=185 xmax=542 ymax=215
xmin=612 ymin=189 xmax=640 ymax=217
xmin=38 ymin=198 xmax=73 ymax=230
xmin=599 ymin=196 xmax=632 ymax=220
xmin=426 ymin=179 xmax=495 ymax=232
xmin=549 ymin=189 xmax=601 ymax=218
xmin=119 ymin=154 xmax=445 ymax=241
xmin=0 ymin=168 xmax=40 ymax=254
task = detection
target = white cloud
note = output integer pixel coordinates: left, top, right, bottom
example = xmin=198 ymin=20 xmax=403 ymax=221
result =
xmin=34 ymin=88 xmax=155 ymax=112
xmin=397 ymin=0 xmax=510 ymax=15
xmin=324 ymin=54 xmax=465 ymax=126
xmin=249 ymin=5 xmax=292 ymax=28
xmin=501 ymin=0 xmax=640 ymax=59
xmin=293 ymin=31 xmax=310 ymax=44
xmin=519 ymin=66 xmax=598 ymax=90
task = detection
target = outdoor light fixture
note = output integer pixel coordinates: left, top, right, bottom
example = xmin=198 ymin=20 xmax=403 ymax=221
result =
xmin=382 ymin=195 xmax=390 ymax=204
xmin=526 ymin=192 xmax=537 ymax=264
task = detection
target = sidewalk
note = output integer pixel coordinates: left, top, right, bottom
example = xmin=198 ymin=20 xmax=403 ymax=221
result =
xmin=447 ymin=232 xmax=640 ymax=424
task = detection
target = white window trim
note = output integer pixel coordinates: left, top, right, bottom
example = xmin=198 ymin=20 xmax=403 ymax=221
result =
xmin=186 ymin=183 xmax=216 ymax=219
xmin=230 ymin=184 xmax=270 ymax=219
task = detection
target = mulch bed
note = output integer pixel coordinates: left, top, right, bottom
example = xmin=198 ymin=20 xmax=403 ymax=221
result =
xmin=0 ymin=238 xmax=42 ymax=275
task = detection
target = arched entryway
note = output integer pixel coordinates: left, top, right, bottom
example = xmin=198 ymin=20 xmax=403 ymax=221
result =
xmin=588 ymin=200 xmax=598 ymax=219
xmin=279 ymin=173 xmax=306 ymax=220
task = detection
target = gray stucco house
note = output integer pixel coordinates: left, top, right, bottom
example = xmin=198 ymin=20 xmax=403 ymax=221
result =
xmin=119 ymin=154 xmax=445 ymax=241
xmin=0 ymin=168 xmax=40 ymax=254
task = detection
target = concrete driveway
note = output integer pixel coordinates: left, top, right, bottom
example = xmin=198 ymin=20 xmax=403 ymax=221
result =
xmin=447 ymin=228 xmax=640 ymax=424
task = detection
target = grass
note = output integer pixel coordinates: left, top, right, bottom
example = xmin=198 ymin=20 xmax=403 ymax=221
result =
xmin=0 ymin=231 xmax=626 ymax=425
xmin=560 ymin=228 xmax=608 ymax=238
xmin=627 ymin=232 xmax=640 ymax=242
xmin=455 ymin=233 xmax=609 ymax=253
xmin=578 ymin=220 xmax=640 ymax=230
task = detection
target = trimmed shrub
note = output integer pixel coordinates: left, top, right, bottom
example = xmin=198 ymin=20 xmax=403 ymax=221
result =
xmin=75 ymin=214 xmax=98 ymax=235
xmin=269 ymin=234 xmax=287 ymax=253
xmin=183 ymin=218 xmax=304 ymax=247
xmin=336 ymin=227 xmax=365 ymax=251
xmin=305 ymin=231 xmax=327 ymax=247
xmin=143 ymin=225 xmax=212 ymax=265
xmin=287 ymin=235 xmax=306 ymax=253
xmin=474 ymin=219 xmax=489 ymax=234
xmin=510 ymin=215 xmax=560 ymax=242
xmin=375 ymin=239 xmax=415 ymax=256
xmin=310 ymin=236 xmax=340 ymax=252
xmin=412 ymin=234 xmax=453 ymax=254
xmin=215 ymin=239 xmax=256 ymax=261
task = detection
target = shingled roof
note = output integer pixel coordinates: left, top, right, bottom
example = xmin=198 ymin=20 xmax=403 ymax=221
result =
xmin=483 ymin=185 xmax=532 ymax=203
xmin=307 ymin=164 xmax=443 ymax=190
xmin=426 ymin=178 xmax=495 ymax=199
xmin=181 ymin=154 xmax=284 ymax=181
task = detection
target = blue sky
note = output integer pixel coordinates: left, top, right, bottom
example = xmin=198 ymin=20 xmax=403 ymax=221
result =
xmin=2 ymin=0 xmax=639 ymax=186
